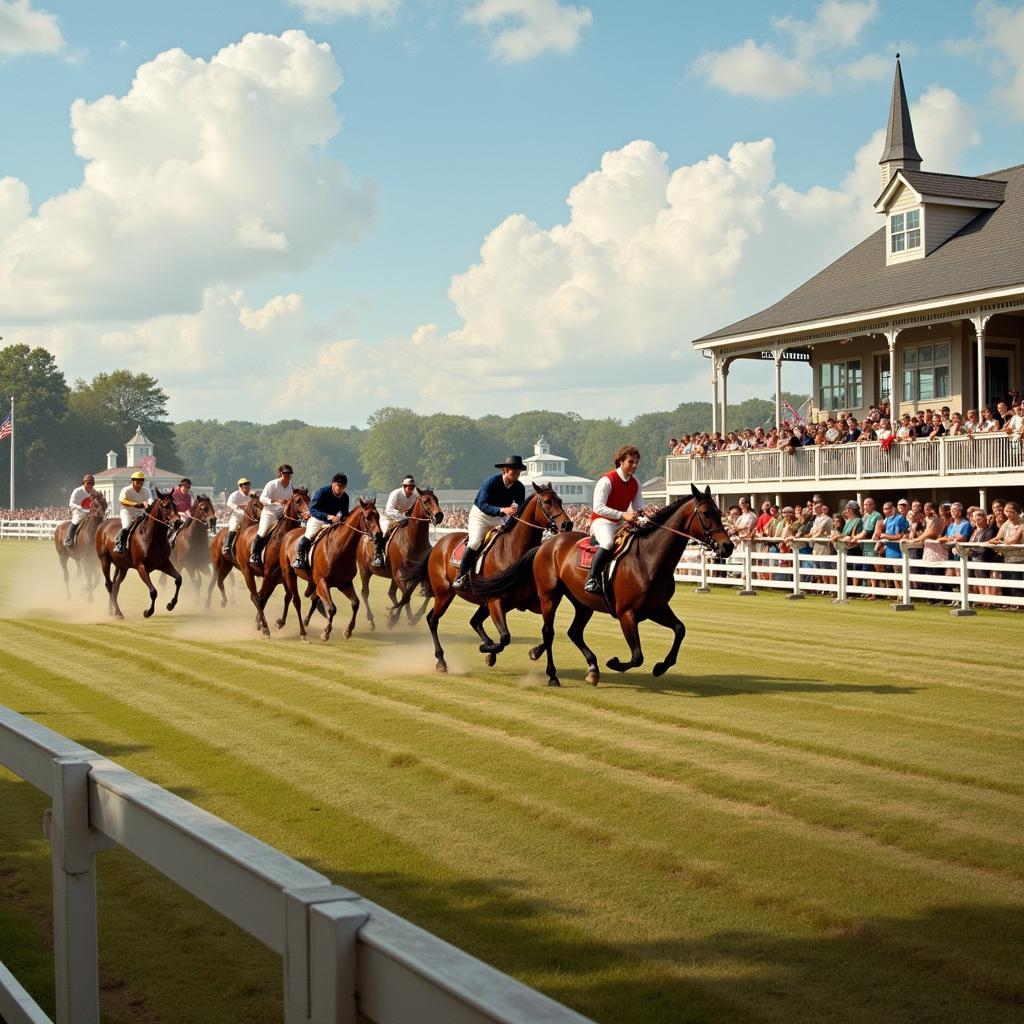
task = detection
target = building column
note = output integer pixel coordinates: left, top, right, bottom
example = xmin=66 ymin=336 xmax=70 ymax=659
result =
xmin=773 ymin=349 xmax=784 ymax=428
xmin=885 ymin=327 xmax=899 ymax=417
xmin=720 ymin=360 xmax=730 ymax=436
xmin=971 ymin=311 xmax=991 ymax=413
xmin=711 ymin=356 xmax=720 ymax=434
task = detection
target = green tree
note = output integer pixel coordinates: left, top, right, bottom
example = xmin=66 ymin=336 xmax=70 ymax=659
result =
xmin=0 ymin=344 xmax=71 ymax=505
xmin=574 ymin=418 xmax=626 ymax=479
xmin=420 ymin=414 xmax=484 ymax=488
xmin=360 ymin=408 xmax=424 ymax=491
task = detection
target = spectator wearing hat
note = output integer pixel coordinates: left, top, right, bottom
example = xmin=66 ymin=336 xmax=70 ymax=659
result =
xmin=65 ymin=474 xmax=98 ymax=548
xmin=385 ymin=475 xmax=419 ymax=529
xmin=223 ymin=477 xmax=253 ymax=555
xmin=454 ymin=454 xmax=528 ymax=590
xmin=115 ymin=471 xmax=152 ymax=554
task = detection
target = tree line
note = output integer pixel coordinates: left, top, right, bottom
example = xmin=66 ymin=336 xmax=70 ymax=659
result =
xmin=0 ymin=343 xmax=807 ymax=504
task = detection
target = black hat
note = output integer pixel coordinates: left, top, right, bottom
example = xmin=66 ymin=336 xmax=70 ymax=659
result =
xmin=494 ymin=454 xmax=527 ymax=470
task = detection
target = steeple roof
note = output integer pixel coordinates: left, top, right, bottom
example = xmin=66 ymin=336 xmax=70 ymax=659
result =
xmin=879 ymin=56 xmax=922 ymax=166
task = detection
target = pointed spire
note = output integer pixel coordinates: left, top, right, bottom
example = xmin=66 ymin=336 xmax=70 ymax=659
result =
xmin=879 ymin=55 xmax=922 ymax=167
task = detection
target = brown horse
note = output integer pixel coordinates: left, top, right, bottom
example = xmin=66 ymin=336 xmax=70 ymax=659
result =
xmin=474 ymin=484 xmax=733 ymax=687
xmin=207 ymin=494 xmax=263 ymax=608
xmin=95 ymin=490 xmax=183 ymax=619
xmin=356 ymin=487 xmax=444 ymax=630
xmin=278 ymin=499 xmax=384 ymax=643
xmin=232 ymin=489 xmax=311 ymax=637
xmin=54 ymin=492 xmax=109 ymax=601
xmin=170 ymin=494 xmax=217 ymax=598
xmin=402 ymin=483 xmax=573 ymax=673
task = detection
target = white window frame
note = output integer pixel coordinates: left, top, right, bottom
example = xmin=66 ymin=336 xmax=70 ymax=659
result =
xmin=890 ymin=208 xmax=921 ymax=254
xmin=819 ymin=358 xmax=862 ymax=412
xmin=901 ymin=340 xmax=951 ymax=403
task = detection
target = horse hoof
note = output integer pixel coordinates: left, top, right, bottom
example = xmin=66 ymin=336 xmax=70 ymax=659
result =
xmin=166 ymin=603 xmax=176 ymax=612
xmin=528 ymin=645 xmax=543 ymax=661
xmin=485 ymin=653 xmax=496 ymax=667
xmin=586 ymin=669 xmax=600 ymax=686
xmin=275 ymin=619 xmax=285 ymax=630
xmin=344 ymin=629 xmax=352 ymax=640
xmin=301 ymin=635 xmax=309 ymax=644
xmin=321 ymin=632 xmax=330 ymax=643
xmin=143 ymin=608 xmax=154 ymax=619
xmin=548 ymin=678 xmax=561 ymax=687
xmin=262 ymin=629 xmax=271 ymax=639
xmin=368 ymin=621 xmax=376 ymax=632
xmin=435 ymin=661 xmax=448 ymax=674
xmin=652 ymin=663 xmax=669 ymax=678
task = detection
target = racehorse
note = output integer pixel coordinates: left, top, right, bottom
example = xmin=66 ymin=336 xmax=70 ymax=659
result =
xmin=170 ymin=494 xmax=217 ymax=598
xmin=356 ymin=487 xmax=444 ymax=630
xmin=402 ymin=483 xmax=573 ymax=673
xmin=278 ymin=499 xmax=384 ymax=643
xmin=473 ymin=484 xmax=732 ymax=687
xmin=232 ymin=489 xmax=311 ymax=637
xmin=95 ymin=490 xmax=183 ymax=619
xmin=53 ymin=492 xmax=109 ymax=601
xmin=207 ymin=494 xmax=263 ymax=608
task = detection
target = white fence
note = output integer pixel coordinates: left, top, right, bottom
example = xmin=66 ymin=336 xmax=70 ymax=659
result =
xmin=0 ymin=707 xmax=592 ymax=1024
xmin=0 ymin=520 xmax=63 ymax=540
xmin=666 ymin=432 xmax=1024 ymax=488
xmin=674 ymin=540 xmax=1024 ymax=614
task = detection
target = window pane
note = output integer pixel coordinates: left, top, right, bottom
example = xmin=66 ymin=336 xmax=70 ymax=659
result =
xmin=903 ymin=370 xmax=914 ymax=402
xmin=907 ymin=229 xmax=921 ymax=249
xmin=919 ymin=369 xmax=934 ymax=401
xmin=904 ymin=348 xmax=917 ymax=366
xmin=906 ymin=209 xmax=920 ymax=229
xmin=935 ymin=365 xmax=950 ymax=398
xmin=935 ymin=341 xmax=949 ymax=361
xmin=891 ymin=233 xmax=905 ymax=253
xmin=892 ymin=213 xmax=905 ymax=232
xmin=919 ymin=345 xmax=933 ymax=364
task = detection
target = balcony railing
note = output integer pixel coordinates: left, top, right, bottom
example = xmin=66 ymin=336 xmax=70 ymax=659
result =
xmin=666 ymin=433 xmax=1024 ymax=489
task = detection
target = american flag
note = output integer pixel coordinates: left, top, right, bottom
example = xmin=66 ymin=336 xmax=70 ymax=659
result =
xmin=0 ymin=414 xmax=11 ymax=442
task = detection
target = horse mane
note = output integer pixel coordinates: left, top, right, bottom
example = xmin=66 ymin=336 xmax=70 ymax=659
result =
xmin=632 ymin=495 xmax=690 ymax=536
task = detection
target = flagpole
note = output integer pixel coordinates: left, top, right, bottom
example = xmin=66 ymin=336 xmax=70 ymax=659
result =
xmin=9 ymin=396 xmax=14 ymax=511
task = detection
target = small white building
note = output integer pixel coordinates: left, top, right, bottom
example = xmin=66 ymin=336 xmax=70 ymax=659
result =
xmin=521 ymin=437 xmax=593 ymax=502
xmin=92 ymin=427 xmax=211 ymax=507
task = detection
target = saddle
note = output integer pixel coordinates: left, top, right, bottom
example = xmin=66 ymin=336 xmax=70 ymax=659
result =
xmin=380 ymin=520 xmax=407 ymax=561
xmin=576 ymin=526 xmax=636 ymax=586
xmin=450 ymin=525 xmax=504 ymax=572
xmin=308 ymin=522 xmax=335 ymax=561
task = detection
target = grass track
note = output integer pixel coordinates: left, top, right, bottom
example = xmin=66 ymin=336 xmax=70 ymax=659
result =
xmin=0 ymin=541 xmax=1022 ymax=1024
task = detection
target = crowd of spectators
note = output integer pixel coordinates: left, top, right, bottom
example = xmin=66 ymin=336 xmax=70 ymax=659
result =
xmin=0 ymin=507 xmax=67 ymax=521
xmin=721 ymin=493 xmax=1024 ymax=605
xmin=668 ymin=392 xmax=1024 ymax=458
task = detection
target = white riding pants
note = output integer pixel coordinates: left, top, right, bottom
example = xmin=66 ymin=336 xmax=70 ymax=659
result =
xmin=591 ymin=518 xmax=619 ymax=550
xmin=257 ymin=506 xmax=284 ymax=538
xmin=71 ymin=508 xmax=88 ymax=526
xmin=467 ymin=506 xmax=503 ymax=549
xmin=303 ymin=517 xmax=328 ymax=541
xmin=228 ymin=508 xmax=245 ymax=531
xmin=120 ymin=508 xmax=145 ymax=530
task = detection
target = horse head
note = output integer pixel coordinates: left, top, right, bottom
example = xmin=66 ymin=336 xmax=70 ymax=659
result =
xmin=287 ymin=488 xmax=311 ymax=525
xmin=244 ymin=493 xmax=264 ymax=521
xmin=688 ymin=483 xmax=733 ymax=559
xmin=150 ymin=490 xmax=180 ymax=528
xmin=530 ymin=482 xmax=574 ymax=533
xmin=192 ymin=494 xmax=217 ymax=531
xmin=415 ymin=486 xmax=445 ymax=525
xmin=358 ymin=498 xmax=386 ymax=561
xmin=90 ymin=492 xmax=108 ymax=518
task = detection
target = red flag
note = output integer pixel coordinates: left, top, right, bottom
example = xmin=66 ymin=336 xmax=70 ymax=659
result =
xmin=140 ymin=454 xmax=156 ymax=476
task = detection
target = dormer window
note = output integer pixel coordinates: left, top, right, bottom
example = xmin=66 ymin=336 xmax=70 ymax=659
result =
xmin=890 ymin=209 xmax=920 ymax=253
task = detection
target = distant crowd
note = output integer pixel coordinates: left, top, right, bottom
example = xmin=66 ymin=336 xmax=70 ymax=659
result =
xmin=669 ymin=393 xmax=1024 ymax=458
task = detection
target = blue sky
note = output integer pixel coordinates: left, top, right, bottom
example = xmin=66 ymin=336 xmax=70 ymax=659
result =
xmin=2 ymin=0 xmax=1024 ymax=426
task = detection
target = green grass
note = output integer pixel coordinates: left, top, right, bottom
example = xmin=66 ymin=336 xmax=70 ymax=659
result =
xmin=0 ymin=540 xmax=1022 ymax=1024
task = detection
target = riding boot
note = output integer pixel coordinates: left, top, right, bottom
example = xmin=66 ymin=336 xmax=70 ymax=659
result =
xmin=222 ymin=530 xmax=236 ymax=556
xmin=291 ymin=536 xmax=311 ymax=569
xmin=453 ymin=546 xmax=477 ymax=590
xmin=64 ymin=521 xmax=80 ymax=548
xmin=584 ymin=546 xmax=611 ymax=595
xmin=249 ymin=533 xmax=268 ymax=567
xmin=114 ymin=528 xmax=130 ymax=555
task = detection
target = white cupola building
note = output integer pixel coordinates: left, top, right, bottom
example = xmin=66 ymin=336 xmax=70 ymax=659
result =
xmin=521 ymin=437 xmax=593 ymax=502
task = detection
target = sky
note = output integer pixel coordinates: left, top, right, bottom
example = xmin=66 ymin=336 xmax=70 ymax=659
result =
xmin=2 ymin=0 xmax=1024 ymax=427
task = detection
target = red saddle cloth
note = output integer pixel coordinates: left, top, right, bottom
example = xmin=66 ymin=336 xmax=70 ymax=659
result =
xmin=451 ymin=539 xmax=468 ymax=566
xmin=576 ymin=536 xmax=598 ymax=569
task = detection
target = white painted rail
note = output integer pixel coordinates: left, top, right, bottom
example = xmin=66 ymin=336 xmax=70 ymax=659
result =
xmin=0 ymin=707 xmax=593 ymax=1024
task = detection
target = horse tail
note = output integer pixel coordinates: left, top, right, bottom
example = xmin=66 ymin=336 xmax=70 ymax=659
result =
xmin=399 ymin=551 xmax=432 ymax=596
xmin=469 ymin=547 xmax=539 ymax=598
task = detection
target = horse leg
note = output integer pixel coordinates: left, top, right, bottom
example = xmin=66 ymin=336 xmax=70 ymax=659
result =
xmin=425 ymin=591 xmax=456 ymax=673
xmin=647 ymin=604 xmax=686 ymax=678
xmin=360 ymin=565 xmax=375 ymax=631
xmin=59 ymin=551 xmax=71 ymax=600
xmin=316 ymin=581 xmax=337 ymax=642
xmin=284 ymin=574 xmax=307 ymax=642
xmin=483 ymin=598 xmax=512 ymax=666
xmin=339 ymin=582 xmax=360 ymax=640
xmin=163 ymin=563 xmax=183 ymax=612
xmin=566 ymin=601 xmax=600 ymax=685
xmin=469 ymin=604 xmax=498 ymax=658
xmin=538 ymin=590 xmax=562 ymax=687
xmin=387 ymin=583 xmax=414 ymax=628
xmin=110 ymin=565 xmax=128 ymax=620
xmin=135 ymin=564 xmax=159 ymax=619
xmin=410 ymin=594 xmax=431 ymax=626
xmin=607 ymin=608 xmax=643 ymax=673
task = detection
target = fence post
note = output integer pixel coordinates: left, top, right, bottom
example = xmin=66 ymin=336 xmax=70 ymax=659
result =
xmin=787 ymin=547 xmax=804 ymax=600
xmin=893 ymin=543 xmax=914 ymax=611
xmin=695 ymin=546 xmax=710 ymax=593
xmin=952 ymin=543 xmax=977 ymax=618
xmin=832 ymin=541 xmax=848 ymax=604
xmin=47 ymin=757 xmax=103 ymax=1024
xmin=739 ymin=543 xmax=756 ymax=596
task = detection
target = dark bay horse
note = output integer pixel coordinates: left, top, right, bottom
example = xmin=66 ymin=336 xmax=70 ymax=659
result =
xmin=233 ymin=489 xmax=311 ymax=637
xmin=54 ymin=492 xmax=108 ymax=601
xmin=207 ymin=494 xmax=263 ymax=608
xmin=170 ymin=494 xmax=217 ymax=598
xmin=474 ymin=484 xmax=732 ymax=687
xmin=95 ymin=491 xmax=183 ymax=619
xmin=403 ymin=483 xmax=572 ymax=673
xmin=356 ymin=487 xmax=444 ymax=630
xmin=278 ymin=499 xmax=384 ymax=643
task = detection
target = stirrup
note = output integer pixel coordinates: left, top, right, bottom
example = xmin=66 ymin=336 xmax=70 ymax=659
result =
xmin=291 ymin=555 xmax=307 ymax=569
xmin=453 ymin=573 xmax=470 ymax=590
xmin=584 ymin=575 xmax=603 ymax=594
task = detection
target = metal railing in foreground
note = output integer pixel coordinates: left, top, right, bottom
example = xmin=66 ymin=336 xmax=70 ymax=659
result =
xmin=0 ymin=708 xmax=593 ymax=1024
xmin=674 ymin=541 xmax=1024 ymax=615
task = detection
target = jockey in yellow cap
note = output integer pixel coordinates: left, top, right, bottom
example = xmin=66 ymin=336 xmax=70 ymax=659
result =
xmin=223 ymin=477 xmax=253 ymax=556
xmin=115 ymin=471 xmax=151 ymax=553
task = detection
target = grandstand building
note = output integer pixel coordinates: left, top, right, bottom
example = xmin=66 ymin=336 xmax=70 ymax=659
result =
xmin=670 ymin=58 xmax=1024 ymax=507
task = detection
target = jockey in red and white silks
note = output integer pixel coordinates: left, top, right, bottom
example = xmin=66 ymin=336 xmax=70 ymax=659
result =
xmin=585 ymin=445 xmax=643 ymax=594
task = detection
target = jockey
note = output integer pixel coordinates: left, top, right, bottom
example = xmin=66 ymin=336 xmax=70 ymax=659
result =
xmin=454 ymin=455 xmax=526 ymax=590
xmin=292 ymin=473 xmax=348 ymax=569
xmin=250 ymin=464 xmax=294 ymax=567
xmin=65 ymin=474 xmax=97 ymax=548
xmin=115 ymin=471 xmax=152 ymax=554
xmin=585 ymin=445 xmax=644 ymax=594
xmin=385 ymin=475 xmax=418 ymax=528
xmin=222 ymin=477 xmax=252 ymax=555
xmin=168 ymin=478 xmax=193 ymax=544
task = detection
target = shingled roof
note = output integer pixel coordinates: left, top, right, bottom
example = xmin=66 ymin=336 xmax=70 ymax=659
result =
xmin=894 ymin=169 xmax=1007 ymax=204
xmin=696 ymin=163 xmax=1024 ymax=345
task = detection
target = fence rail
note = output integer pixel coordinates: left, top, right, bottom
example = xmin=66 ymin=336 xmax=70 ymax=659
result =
xmin=0 ymin=708 xmax=592 ymax=1024
xmin=666 ymin=433 xmax=1024 ymax=489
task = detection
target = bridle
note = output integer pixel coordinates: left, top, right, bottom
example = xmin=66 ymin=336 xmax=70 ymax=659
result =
xmin=508 ymin=492 xmax=567 ymax=535
xmin=639 ymin=499 xmax=726 ymax=553
xmin=338 ymin=505 xmax=384 ymax=540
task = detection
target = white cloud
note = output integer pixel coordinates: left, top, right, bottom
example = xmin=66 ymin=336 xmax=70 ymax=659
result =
xmin=238 ymin=291 xmax=304 ymax=331
xmin=963 ymin=0 xmax=1024 ymax=119
xmin=0 ymin=0 xmax=63 ymax=57
xmin=288 ymin=0 xmax=401 ymax=22
xmin=0 ymin=30 xmax=375 ymax=323
xmin=692 ymin=0 xmax=887 ymax=99
xmin=463 ymin=0 xmax=591 ymax=62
